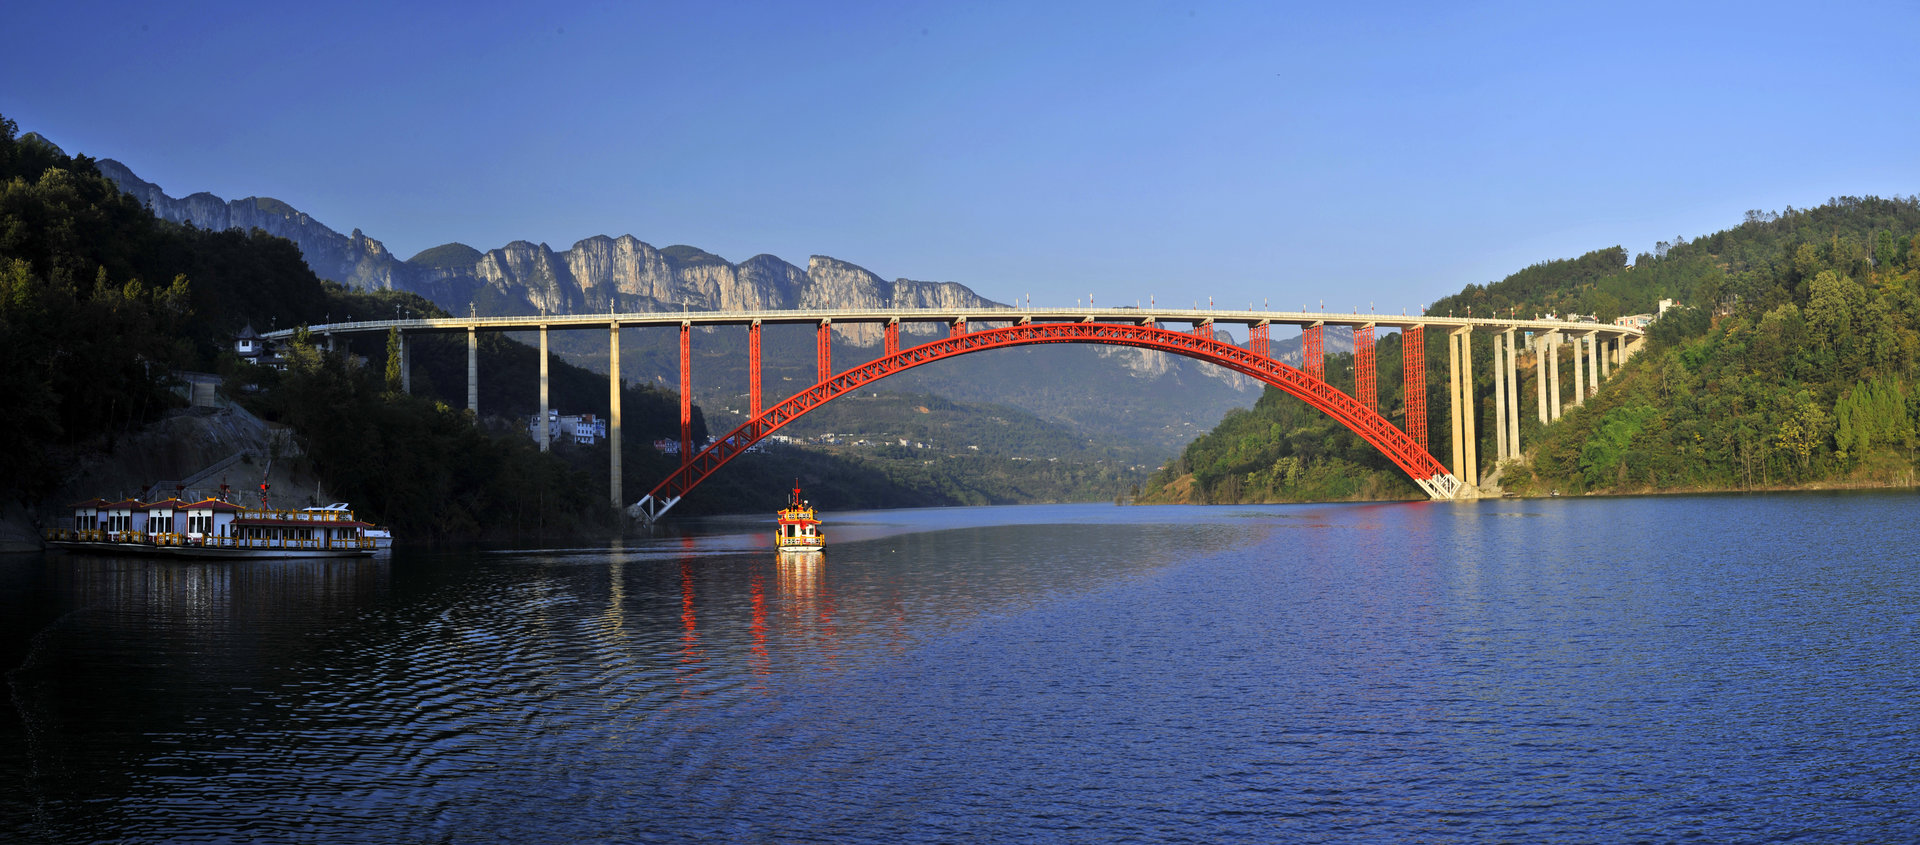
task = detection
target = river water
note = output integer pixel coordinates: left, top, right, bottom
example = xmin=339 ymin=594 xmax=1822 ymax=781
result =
xmin=3 ymin=492 xmax=1917 ymax=842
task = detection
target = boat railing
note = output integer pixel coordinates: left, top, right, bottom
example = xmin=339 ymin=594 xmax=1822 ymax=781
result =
xmin=45 ymin=527 xmax=373 ymax=552
xmin=196 ymin=535 xmax=375 ymax=551
xmin=232 ymin=507 xmax=356 ymax=523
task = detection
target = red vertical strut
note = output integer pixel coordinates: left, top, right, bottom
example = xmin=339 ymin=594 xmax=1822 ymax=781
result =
xmin=1192 ymin=320 xmax=1211 ymax=340
xmin=679 ymin=321 xmax=692 ymax=463
xmin=1304 ymin=324 xmax=1324 ymax=381
xmin=1403 ymin=325 xmax=1427 ymax=450
xmin=747 ymin=320 xmax=762 ymax=417
xmin=816 ymin=320 xmax=831 ymax=383
xmin=1250 ymin=322 xmax=1270 ymax=358
xmin=884 ymin=320 xmax=899 ymax=356
xmin=1356 ymin=325 xmax=1376 ymax=413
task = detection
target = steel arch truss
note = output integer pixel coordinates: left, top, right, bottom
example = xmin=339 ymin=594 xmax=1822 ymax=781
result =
xmin=631 ymin=322 xmax=1461 ymax=522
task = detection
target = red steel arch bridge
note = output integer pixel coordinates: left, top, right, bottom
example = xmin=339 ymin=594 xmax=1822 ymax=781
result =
xmin=265 ymin=307 xmax=1644 ymax=522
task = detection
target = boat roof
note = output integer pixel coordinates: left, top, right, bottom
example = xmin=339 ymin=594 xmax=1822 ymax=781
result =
xmin=185 ymin=498 xmax=246 ymax=512
xmin=70 ymin=497 xmax=111 ymax=509
xmin=233 ymin=517 xmax=373 ymax=528
xmin=101 ymin=498 xmax=148 ymax=510
xmin=143 ymin=498 xmax=189 ymax=510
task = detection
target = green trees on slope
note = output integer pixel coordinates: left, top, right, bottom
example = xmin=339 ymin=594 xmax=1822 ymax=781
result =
xmin=1149 ymin=195 xmax=1920 ymax=504
xmin=1510 ymin=197 xmax=1920 ymax=493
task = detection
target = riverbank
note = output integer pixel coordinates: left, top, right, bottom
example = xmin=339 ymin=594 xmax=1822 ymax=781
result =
xmin=0 ymin=402 xmax=334 ymax=552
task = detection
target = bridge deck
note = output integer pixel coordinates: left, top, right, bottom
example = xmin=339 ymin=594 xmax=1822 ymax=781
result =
xmin=264 ymin=307 xmax=1645 ymax=340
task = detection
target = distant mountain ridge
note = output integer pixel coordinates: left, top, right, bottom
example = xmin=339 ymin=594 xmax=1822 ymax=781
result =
xmin=97 ymin=159 xmax=998 ymax=331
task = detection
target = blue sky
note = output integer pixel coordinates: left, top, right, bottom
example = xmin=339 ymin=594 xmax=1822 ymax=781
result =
xmin=5 ymin=1 xmax=1917 ymax=313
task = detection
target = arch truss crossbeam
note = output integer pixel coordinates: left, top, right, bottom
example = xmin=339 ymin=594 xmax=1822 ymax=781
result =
xmin=630 ymin=322 xmax=1459 ymax=523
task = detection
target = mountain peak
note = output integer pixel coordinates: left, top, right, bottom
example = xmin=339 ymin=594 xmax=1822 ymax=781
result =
xmin=407 ymin=242 xmax=483 ymax=268
xmin=660 ymin=244 xmax=728 ymax=270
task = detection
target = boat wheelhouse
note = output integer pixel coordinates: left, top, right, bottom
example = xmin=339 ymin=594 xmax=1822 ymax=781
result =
xmin=46 ymin=496 xmax=380 ymax=558
xmin=775 ymin=483 xmax=824 ymax=553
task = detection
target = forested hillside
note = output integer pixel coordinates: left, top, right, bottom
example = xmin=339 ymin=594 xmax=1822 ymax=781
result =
xmin=0 ymin=113 xmax=690 ymax=536
xmin=1143 ymin=195 xmax=1920 ymax=503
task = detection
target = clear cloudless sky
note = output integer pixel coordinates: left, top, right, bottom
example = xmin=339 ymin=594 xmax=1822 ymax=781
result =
xmin=4 ymin=0 xmax=1917 ymax=314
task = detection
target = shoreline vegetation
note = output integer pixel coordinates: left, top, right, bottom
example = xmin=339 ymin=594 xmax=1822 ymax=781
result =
xmin=1141 ymin=196 xmax=1920 ymax=506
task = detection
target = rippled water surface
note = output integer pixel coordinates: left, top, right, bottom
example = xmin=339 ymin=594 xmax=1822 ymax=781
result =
xmin=4 ymin=493 xmax=1919 ymax=842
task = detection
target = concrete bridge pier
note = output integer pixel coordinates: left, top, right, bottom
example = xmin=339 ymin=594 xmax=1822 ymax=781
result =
xmin=1535 ymin=334 xmax=1549 ymax=424
xmin=1489 ymin=329 xmax=1522 ymax=462
xmin=1570 ymin=333 xmax=1586 ymax=407
xmin=610 ymin=323 xmax=622 ymax=510
xmin=1548 ymin=331 xmax=1564 ymax=420
xmin=1587 ymin=331 xmax=1602 ymax=396
xmin=467 ymin=325 xmax=478 ymax=416
xmin=1492 ymin=330 xmax=1509 ymax=462
xmin=1447 ymin=327 xmax=1477 ymax=486
xmin=538 ymin=325 xmax=550 ymax=451
xmin=1503 ymin=329 xmax=1521 ymax=460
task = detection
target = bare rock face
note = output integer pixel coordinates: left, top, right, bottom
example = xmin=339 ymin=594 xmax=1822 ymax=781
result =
xmin=737 ymin=254 xmax=807 ymax=310
xmin=566 ymin=235 xmax=671 ymax=306
xmin=94 ymin=158 xmax=1007 ymax=336
xmin=477 ymin=241 xmax=577 ymax=313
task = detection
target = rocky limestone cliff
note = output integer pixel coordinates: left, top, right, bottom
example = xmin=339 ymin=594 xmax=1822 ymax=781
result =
xmin=93 ymin=158 xmax=1258 ymax=396
xmin=98 ymin=158 xmax=1015 ymax=341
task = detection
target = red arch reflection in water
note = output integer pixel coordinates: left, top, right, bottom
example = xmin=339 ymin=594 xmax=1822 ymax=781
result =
xmin=676 ymin=559 xmax=704 ymax=696
xmin=748 ymin=572 xmax=769 ymax=691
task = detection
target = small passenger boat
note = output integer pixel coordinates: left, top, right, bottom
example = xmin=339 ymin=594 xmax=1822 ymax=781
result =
xmin=775 ymin=482 xmax=824 ymax=553
xmin=45 ymin=495 xmax=382 ymax=559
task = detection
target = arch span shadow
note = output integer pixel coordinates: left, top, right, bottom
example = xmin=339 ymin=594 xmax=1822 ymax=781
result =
xmin=632 ymin=322 xmax=1460 ymax=522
